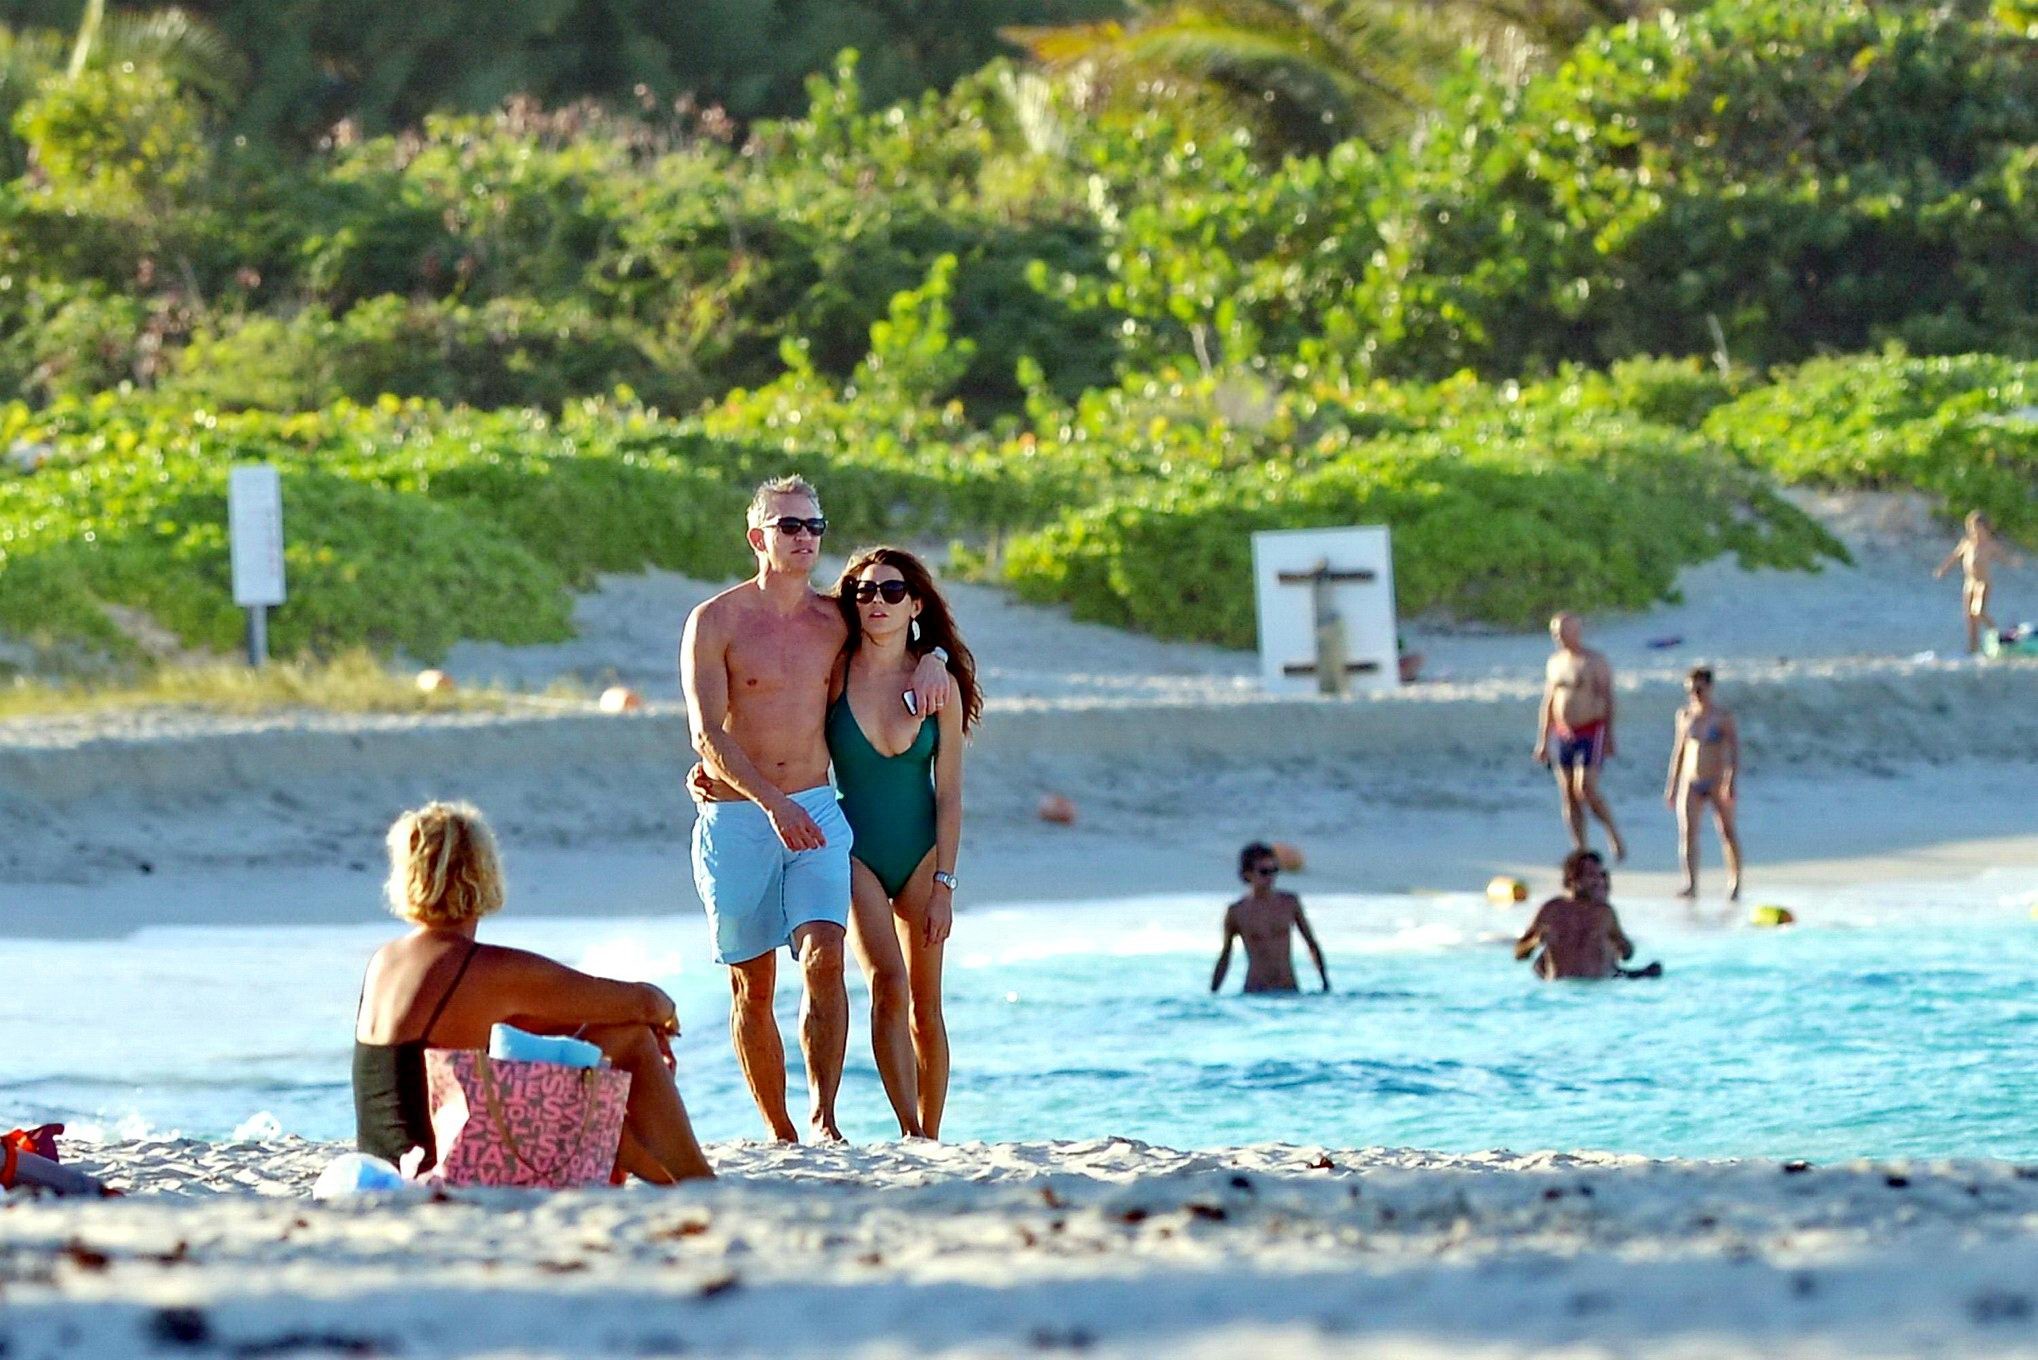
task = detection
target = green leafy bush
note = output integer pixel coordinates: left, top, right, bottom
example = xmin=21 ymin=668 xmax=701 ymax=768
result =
xmin=1355 ymin=1 xmax=2038 ymax=376
xmin=1705 ymin=352 xmax=2038 ymax=540
xmin=168 ymin=296 xmax=674 ymax=411
xmin=1003 ymin=394 xmax=1844 ymax=646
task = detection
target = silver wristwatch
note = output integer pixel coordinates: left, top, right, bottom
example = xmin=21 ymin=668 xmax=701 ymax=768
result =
xmin=933 ymin=871 xmax=959 ymax=892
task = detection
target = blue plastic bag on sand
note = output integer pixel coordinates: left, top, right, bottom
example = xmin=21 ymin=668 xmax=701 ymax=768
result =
xmin=312 ymin=1153 xmax=408 ymax=1200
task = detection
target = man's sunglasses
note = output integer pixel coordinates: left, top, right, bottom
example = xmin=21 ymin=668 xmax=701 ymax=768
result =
xmin=766 ymin=516 xmax=827 ymax=538
xmin=853 ymin=580 xmax=913 ymax=604
xmin=1251 ymin=863 xmax=1279 ymax=877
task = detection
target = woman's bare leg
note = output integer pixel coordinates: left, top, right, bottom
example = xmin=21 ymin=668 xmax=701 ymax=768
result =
xmin=616 ymin=1127 xmax=673 ymax=1185
xmin=1676 ymin=788 xmax=1700 ymax=898
xmin=848 ymin=858 xmax=923 ymax=1138
xmin=891 ymin=857 xmax=951 ymax=1139
xmin=585 ymin=1023 xmax=714 ymax=1181
xmin=1712 ymin=797 xmax=1744 ymax=901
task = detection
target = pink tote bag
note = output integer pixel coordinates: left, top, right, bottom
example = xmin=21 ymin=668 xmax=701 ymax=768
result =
xmin=423 ymin=1050 xmax=632 ymax=1189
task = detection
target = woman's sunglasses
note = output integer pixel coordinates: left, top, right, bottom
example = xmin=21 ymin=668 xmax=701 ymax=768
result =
xmin=853 ymin=580 xmax=913 ymax=605
xmin=767 ymin=516 xmax=827 ymax=538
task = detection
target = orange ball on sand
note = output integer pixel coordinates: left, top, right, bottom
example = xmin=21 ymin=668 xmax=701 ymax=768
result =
xmin=415 ymin=669 xmax=456 ymax=694
xmin=1037 ymin=793 xmax=1077 ymax=825
xmin=598 ymin=686 xmax=643 ymax=714
xmin=1272 ymin=842 xmax=1306 ymax=873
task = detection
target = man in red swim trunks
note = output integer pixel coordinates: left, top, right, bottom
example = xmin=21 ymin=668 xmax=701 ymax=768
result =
xmin=1533 ymin=612 xmax=1626 ymax=862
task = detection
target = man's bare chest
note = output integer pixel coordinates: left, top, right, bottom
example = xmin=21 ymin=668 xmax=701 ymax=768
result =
xmin=726 ymin=619 xmax=840 ymax=696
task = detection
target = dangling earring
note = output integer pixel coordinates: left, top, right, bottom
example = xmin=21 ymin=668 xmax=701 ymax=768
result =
xmin=910 ymin=619 xmax=922 ymax=644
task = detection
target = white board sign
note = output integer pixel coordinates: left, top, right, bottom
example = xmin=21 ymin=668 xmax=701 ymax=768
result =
xmin=1251 ymin=526 xmax=1398 ymax=695
xmin=228 ymin=465 xmax=286 ymax=607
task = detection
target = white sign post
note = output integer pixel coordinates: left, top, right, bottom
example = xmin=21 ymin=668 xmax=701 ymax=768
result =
xmin=1251 ymin=526 xmax=1399 ymax=696
xmin=228 ymin=465 xmax=286 ymax=667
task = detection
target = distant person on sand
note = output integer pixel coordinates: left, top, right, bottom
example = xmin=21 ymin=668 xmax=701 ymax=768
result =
xmin=1534 ymin=612 xmax=1627 ymax=862
xmin=353 ymin=801 xmax=713 ymax=1182
xmin=1513 ymin=849 xmax=1658 ymax=981
xmin=1665 ymin=666 xmax=1743 ymax=901
xmin=680 ymin=476 xmax=949 ymax=1142
xmin=1934 ymin=511 xmax=2024 ymax=654
xmin=1211 ymin=843 xmax=1331 ymax=994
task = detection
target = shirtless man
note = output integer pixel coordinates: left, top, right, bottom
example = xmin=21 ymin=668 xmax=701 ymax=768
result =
xmin=1665 ymin=666 xmax=1743 ymax=901
xmin=1513 ymin=850 xmax=1656 ymax=981
xmin=1934 ymin=511 xmax=2024 ymax=654
xmin=1210 ymin=843 xmax=1330 ymax=994
xmin=680 ymin=476 xmax=948 ymax=1142
xmin=1534 ymin=612 xmax=1626 ymax=862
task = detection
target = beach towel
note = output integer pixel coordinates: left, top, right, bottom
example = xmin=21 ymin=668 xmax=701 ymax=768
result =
xmin=422 ymin=1050 xmax=630 ymax=1189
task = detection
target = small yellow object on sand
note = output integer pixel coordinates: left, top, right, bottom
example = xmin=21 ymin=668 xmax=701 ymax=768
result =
xmin=1750 ymin=904 xmax=1796 ymax=927
xmin=415 ymin=669 xmax=455 ymax=694
xmin=1486 ymin=876 xmax=1529 ymax=905
xmin=598 ymin=686 xmax=643 ymax=714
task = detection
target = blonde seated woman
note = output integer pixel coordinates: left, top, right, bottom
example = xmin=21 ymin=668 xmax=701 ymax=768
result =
xmin=353 ymin=801 xmax=713 ymax=1183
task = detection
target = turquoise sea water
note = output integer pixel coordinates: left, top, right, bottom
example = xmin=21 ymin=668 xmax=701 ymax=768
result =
xmin=4 ymin=880 xmax=2035 ymax=1160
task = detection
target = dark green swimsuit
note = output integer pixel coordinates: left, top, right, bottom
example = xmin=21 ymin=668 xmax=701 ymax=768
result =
xmin=828 ymin=693 xmax=938 ymax=898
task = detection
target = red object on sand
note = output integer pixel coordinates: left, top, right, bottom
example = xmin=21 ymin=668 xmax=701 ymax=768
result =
xmin=3 ymin=1123 xmax=62 ymax=1187
xmin=1 ymin=1124 xmax=119 ymax=1197
xmin=4 ymin=1124 xmax=61 ymax=1162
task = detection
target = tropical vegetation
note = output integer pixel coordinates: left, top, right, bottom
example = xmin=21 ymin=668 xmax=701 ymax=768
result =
xmin=0 ymin=0 xmax=2033 ymax=668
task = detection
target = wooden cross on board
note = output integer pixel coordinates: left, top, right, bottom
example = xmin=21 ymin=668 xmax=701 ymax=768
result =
xmin=1275 ymin=558 xmax=1380 ymax=696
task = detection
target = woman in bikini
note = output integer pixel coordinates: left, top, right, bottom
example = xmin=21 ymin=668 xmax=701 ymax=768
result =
xmin=1664 ymin=667 xmax=1743 ymax=901
xmin=829 ymin=547 xmax=979 ymax=1139
xmin=353 ymin=800 xmax=713 ymax=1181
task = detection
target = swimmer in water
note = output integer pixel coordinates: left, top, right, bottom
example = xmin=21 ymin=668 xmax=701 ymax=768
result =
xmin=1211 ymin=843 xmax=1331 ymax=994
xmin=1513 ymin=850 xmax=1659 ymax=980
xmin=1665 ymin=666 xmax=1743 ymax=901
xmin=1934 ymin=510 xmax=2024 ymax=654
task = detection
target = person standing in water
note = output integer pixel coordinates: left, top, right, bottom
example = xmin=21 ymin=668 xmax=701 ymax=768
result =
xmin=1934 ymin=510 xmax=2024 ymax=654
xmin=1513 ymin=850 xmax=1657 ymax=981
xmin=1665 ymin=666 xmax=1743 ymax=901
xmin=1211 ymin=843 xmax=1331 ymax=994
xmin=828 ymin=547 xmax=978 ymax=1140
xmin=1534 ymin=612 xmax=1627 ymax=862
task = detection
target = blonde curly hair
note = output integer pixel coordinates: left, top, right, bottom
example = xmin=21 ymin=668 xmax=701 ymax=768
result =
xmin=384 ymin=800 xmax=505 ymax=926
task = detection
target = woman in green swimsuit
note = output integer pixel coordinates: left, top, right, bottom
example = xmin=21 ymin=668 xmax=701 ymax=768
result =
xmin=831 ymin=546 xmax=981 ymax=1139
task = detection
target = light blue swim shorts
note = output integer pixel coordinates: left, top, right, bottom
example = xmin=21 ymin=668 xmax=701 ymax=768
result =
xmin=690 ymin=786 xmax=852 ymax=965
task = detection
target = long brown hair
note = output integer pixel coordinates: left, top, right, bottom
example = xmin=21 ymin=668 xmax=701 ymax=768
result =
xmin=835 ymin=546 xmax=982 ymax=733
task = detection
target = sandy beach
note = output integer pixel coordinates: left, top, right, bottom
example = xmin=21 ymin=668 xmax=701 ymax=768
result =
xmin=6 ymin=1137 xmax=2038 ymax=1358
xmin=6 ymin=490 xmax=2037 ymax=931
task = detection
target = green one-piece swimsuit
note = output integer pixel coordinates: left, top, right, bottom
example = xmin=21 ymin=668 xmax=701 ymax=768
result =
xmin=828 ymin=693 xmax=939 ymax=898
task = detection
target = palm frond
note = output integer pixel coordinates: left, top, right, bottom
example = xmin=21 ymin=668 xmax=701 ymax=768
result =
xmin=1018 ymin=2 xmax=1424 ymax=147
xmin=1001 ymin=20 xmax=1133 ymax=64
xmin=87 ymin=7 xmax=249 ymax=105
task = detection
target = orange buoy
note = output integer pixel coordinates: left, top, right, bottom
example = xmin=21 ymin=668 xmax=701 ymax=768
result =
xmin=1037 ymin=793 xmax=1077 ymax=825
